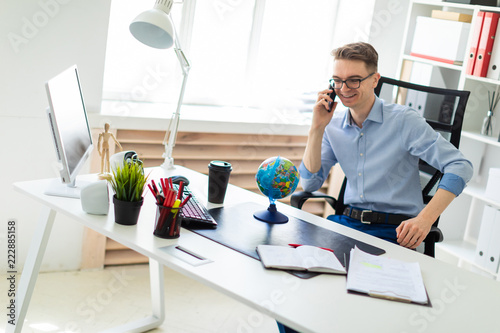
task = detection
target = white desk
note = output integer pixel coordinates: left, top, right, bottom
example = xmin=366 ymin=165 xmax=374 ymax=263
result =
xmin=9 ymin=166 xmax=500 ymax=333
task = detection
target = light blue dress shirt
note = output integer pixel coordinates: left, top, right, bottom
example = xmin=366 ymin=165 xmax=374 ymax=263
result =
xmin=299 ymin=96 xmax=473 ymax=217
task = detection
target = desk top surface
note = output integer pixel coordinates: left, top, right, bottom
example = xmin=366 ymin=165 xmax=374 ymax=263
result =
xmin=14 ymin=166 xmax=500 ymax=333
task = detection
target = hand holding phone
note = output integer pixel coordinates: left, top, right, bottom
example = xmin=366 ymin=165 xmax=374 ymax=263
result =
xmin=328 ymin=88 xmax=337 ymax=112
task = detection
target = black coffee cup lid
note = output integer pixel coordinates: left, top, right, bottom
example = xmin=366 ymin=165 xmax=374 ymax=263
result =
xmin=209 ymin=160 xmax=232 ymax=171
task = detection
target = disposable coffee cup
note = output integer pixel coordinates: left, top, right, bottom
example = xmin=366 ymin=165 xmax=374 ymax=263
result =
xmin=208 ymin=161 xmax=232 ymax=204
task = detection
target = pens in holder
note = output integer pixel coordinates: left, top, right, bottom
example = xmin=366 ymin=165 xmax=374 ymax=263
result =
xmin=154 ymin=202 xmax=183 ymax=239
xmin=148 ymin=177 xmax=193 ymax=239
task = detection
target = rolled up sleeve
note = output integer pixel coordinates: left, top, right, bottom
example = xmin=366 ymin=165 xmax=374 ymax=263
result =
xmin=298 ymin=162 xmax=326 ymax=192
xmin=438 ymin=171 xmax=472 ymax=197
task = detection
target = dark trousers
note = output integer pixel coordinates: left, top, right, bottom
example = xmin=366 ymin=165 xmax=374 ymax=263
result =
xmin=327 ymin=214 xmax=399 ymax=244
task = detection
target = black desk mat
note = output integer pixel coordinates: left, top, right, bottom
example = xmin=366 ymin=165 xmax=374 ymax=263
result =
xmin=187 ymin=202 xmax=385 ymax=278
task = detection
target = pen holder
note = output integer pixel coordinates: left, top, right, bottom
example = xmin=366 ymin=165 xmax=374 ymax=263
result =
xmin=153 ymin=204 xmax=183 ymax=239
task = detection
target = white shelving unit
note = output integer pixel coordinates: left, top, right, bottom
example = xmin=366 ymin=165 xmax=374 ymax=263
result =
xmin=399 ymin=0 xmax=500 ymax=279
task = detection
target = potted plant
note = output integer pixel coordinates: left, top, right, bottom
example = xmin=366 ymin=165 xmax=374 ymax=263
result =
xmin=105 ymin=159 xmax=149 ymax=225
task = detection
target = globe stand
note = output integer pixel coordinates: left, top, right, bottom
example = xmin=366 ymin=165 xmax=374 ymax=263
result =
xmin=254 ymin=203 xmax=288 ymax=224
xmin=254 ymin=155 xmax=299 ymax=224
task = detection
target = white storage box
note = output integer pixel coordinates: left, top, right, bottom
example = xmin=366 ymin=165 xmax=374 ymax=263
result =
xmin=486 ymin=168 xmax=500 ymax=201
xmin=410 ymin=16 xmax=471 ymax=65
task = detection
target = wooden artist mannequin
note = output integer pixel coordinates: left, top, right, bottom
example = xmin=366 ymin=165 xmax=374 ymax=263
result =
xmin=98 ymin=123 xmax=122 ymax=175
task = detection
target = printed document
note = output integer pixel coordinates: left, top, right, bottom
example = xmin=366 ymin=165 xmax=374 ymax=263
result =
xmin=346 ymin=247 xmax=428 ymax=305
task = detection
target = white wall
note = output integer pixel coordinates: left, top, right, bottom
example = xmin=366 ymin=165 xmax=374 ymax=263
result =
xmin=0 ymin=0 xmax=111 ymax=272
xmin=369 ymin=0 xmax=409 ymax=78
xmin=330 ymin=0 xmax=409 ymax=78
xmin=331 ymin=0 xmax=376 ymax=47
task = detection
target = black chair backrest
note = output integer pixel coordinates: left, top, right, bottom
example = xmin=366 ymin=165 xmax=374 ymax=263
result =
xmin=374 ymin=76 xmax=470 ymax=203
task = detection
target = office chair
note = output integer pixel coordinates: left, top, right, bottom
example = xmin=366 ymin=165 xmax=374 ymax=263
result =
xmin=291 ymin=76 xmax=470 ymax=257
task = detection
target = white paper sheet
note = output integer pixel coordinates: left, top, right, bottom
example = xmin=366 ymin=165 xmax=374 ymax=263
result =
xmin=346 ymin=247 xmax=428 ymax=305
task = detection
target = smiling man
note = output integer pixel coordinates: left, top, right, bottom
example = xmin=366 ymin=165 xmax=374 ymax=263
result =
xmin=299 ymin=42 xmax=473 ymax=250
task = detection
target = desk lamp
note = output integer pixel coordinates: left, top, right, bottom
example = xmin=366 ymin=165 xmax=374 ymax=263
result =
xmin=129 ymin=0 xmax=190 ymax=169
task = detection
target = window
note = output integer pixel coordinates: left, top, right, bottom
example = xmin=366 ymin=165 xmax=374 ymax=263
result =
xmin=102 ymin=0 xmax=339 ymax=116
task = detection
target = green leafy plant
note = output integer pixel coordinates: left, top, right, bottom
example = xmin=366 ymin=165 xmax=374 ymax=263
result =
xmin=106 ymin=160 xmax=148 ymax=202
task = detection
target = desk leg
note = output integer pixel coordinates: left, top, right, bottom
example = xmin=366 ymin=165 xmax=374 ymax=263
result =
xmin=6 ymin=207 xmax=56 ymax=333
xmin=100 ymin=258 xmax=165 ymax=333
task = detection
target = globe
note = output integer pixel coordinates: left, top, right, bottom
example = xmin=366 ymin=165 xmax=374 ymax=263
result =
xmin=256 ymin=156 xmax=300 ymax=200
xmin=254 ymin=156 xmax=300 ymax=223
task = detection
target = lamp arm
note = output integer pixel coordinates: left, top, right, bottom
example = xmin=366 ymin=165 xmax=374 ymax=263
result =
xmin=163 ymin=69 xmax=188 ymax=169
xmin=172 ymin=13 xmax=190 ymax=74
xmin=162 ymin=16 xmax=191 ymax=170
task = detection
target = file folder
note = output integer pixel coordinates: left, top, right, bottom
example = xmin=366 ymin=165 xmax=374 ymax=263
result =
xmin=475 ymin=205 xmax=496 ymax=269
xmin=485 ymin=167 xmax=500 ymax=199
xmin=406 ymin=62 xmax=429 ymax=116
xmin=473 ymin=11 xmax=500 ymax=77
xmin=467 ymin=11 xmax=485 ymax=75
xmin=406 ymin=62 xmax=445 ymax=118
xmin=487 ymin=19 xmax=500 ymax=80
xmin=486 ymin=208 xmax=500 ymax=273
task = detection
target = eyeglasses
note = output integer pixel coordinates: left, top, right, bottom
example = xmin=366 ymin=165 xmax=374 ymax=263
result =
xmin=329 ymin=72 xmax=375 ymax=89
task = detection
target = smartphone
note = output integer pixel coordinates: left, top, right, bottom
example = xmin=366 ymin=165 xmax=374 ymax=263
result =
xmin=328 ymin=88 xmax=337 ymax=112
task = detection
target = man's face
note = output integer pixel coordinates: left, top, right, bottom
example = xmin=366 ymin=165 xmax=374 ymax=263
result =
xmin=331 ymin=59 xmax=379 ymax=112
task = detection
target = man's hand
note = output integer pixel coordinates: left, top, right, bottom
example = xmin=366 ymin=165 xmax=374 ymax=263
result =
xmin=396 ymin=188 xmax=456 ymax=249
xmin=395 ymin=216 xmax=433 ymax=249
xmin=303 ymin=88 xmax=338 ymax=173
xmin=312 ymin=88 xmax=337 ymax=131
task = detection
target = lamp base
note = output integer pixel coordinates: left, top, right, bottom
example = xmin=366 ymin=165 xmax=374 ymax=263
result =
xmin=161 ymin=156 xmax=175 ymax=170
xmin=253 ymin=203 xmax=289 ymax=224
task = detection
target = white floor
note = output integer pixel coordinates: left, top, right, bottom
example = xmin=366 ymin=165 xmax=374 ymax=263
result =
xmin=1 ymin=264 xmax=279 ymax=333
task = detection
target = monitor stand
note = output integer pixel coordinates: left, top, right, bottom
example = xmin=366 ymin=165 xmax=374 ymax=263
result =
xmin=44 ymin=178 xmax=90 ymax=199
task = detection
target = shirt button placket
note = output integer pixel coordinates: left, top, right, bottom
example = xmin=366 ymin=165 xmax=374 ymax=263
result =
xmin=357 ymin=131 xmax=365 ymax=201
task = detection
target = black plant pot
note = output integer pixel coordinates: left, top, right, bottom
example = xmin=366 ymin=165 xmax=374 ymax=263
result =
xmin=113 ymin=195 xmax=144 ymax=225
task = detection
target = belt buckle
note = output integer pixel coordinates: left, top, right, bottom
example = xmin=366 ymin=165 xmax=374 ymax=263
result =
xmin=360 ymin=210 xmax=372 ymax=224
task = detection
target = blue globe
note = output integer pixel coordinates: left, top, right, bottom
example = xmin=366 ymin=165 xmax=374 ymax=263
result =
xmin=255 ymin=156 xmax=300 ymax=201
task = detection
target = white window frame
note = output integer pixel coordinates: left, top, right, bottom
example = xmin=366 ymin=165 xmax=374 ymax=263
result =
xmin=101 ymin=0 xmax=340 ymax=120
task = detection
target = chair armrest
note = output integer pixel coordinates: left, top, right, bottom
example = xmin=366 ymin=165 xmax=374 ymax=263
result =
xmin=290 ymin=191 xmax=337 ymax=210
xmin=423 ymin=225 xmax=444 ymax=257
xmin=426 ymin=226 xmax=444 ymax=243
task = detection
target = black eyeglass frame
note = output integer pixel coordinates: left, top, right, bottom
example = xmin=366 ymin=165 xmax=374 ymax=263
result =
xmin=329 ymin=72 xmax=376 ymax=90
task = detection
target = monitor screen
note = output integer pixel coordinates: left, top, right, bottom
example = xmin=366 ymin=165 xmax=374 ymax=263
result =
xmin=44 ymin=65 xmax=93 ymax=198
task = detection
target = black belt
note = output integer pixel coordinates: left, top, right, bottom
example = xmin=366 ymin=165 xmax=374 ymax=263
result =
xmin=343 ymin=206 xmax=411 ymax=225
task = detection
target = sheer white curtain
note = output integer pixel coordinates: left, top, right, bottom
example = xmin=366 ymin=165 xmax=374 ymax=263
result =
xmin=102 ymin=0 xmax=339 ymax=115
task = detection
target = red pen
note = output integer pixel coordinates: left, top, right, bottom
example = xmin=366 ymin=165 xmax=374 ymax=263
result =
xmin=288 ymin=243 xmax=335 ymax=253
xmin=180 ymin=193 xmax=192 ymax=207
xmin=148 ymin=183 xmax=156 ymax=196
xmin=176 ymin=180 xmax=184 ymax=200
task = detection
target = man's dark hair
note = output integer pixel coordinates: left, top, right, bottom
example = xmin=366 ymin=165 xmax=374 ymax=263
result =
xmin=331 ymin=42 xmax=378 ymax=73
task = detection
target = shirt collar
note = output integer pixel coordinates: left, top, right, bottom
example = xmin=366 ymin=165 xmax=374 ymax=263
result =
xmin=342 ymin=96 xmax=383 ymax=128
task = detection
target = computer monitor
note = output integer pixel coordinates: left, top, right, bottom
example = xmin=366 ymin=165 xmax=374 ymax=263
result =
xmin=44 ymin=65 xmax=94 ymax=198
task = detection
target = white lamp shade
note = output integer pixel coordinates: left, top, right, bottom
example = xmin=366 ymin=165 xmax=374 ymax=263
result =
xmin=129 ymin=8 xmax=174 ymax=49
